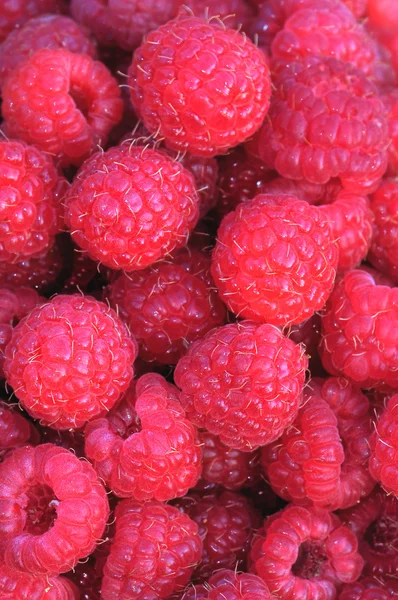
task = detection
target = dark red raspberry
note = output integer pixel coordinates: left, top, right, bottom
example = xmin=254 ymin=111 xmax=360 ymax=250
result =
xmin=0 ymin=444 xmax=109 ymax=576
xmin=369 ymin=394 xmax=398 ymax=495
xmin=174 ymin=321 xmax=308 ymax=451
xmin=85 ymin=373 xmax=202 ymax=500
xmin=0 ymin=0 xmax=65 ymax=43
xmin=0 ymin=402 xmax=38 ymax=462
xmin=4 ymin=294 xmax=137 ymax=430
xmin=180 ymin=570 xmax=272 ymax=600
xmin=319 ymin=269 xmax=398 ymax=389
xmin=288 ymin=313 xmax=322 ymax=359
xmin=0 ymin=242 xmax=63 ymax=293
xmin=64 ymin=145 xmax=199 ymax=271
xmin=339 ymin=578 xmax=393 ymax=600
xmin=2 ymin=49 xmax=123 ymax=167
xmin=0 ymin=563 xmax=79 ymax=600
xmin=262 ymin=377 xmax=375 ymax=510
xmin=0 ymin=14 xmax=97 ymax=90
xmin=61 ymin=251 xmax=99 ymax=294
xmin=107 ymin=247 xmax=226 ymax=364
xmin=248 ymin=57 xmax=388 ymax=194
xmin=180 ymin=0 xmax=254 ymax=31
xmin=101 ymin=498 xmax=202 ymax=599
xmin=253 ymin=505 xmax=364 ymax=598
xmin=211 ymin=194 xmax=338 ymax=325
xmin=128 ymin=15 xmax=271 ymax=157
xmin=368 ymin=179 xmax=398 ymax=283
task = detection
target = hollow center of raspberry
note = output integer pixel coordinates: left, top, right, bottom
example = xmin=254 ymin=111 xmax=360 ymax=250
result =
xmin=365 ymin=516 xmax=398 ymax=556
xmin=24 ymin=484 xmax=58 ymax=535
xmin=111 ymin=411 xmax=141 ymax=439
xmin=70 ymin=86 xmax=90 ymax=120
xmin=292 ymin=542 xmax=327 ymax=579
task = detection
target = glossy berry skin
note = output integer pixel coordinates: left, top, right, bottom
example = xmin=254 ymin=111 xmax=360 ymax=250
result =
xmin=319 ymin=269 xmax=398 ymax=389
xmin=128 ymin=16 xmax=271 ymax=157
xmin=180 ymin=569 xmax=272 ymax=600
xmin=253 ymin=505 xmax=364 ymax=599
xmin=369 ymin=394 xmax=398 ymax=495
xmin=2 ymin=49 xmax=123 ymax=167
xmin=0 ymin=444 xmax=109 ymax=576
xmin=85 ymin=373 xmax=202 ymax=500
xmin=0 ymin=243 xmax=63 ymax=293
xmin=0 ymin=0 xmax=65 ymax=43
xmin=0 ymin=14 xmax=97 ymax=90
xmin=368 ymin=179 xmax=398 ymax=283
xmin=101 ymin=498 xmax=202 ymax=600
xmin=65 ymin=145 xmax=199 ymax=271
xmin=339 ymin=579 xmax=393 ymax=600
xmin=211 ymin=194 xmax=338 ymax=325
xmin=174 ymin=321 xmax=308 ymax=451
xmin=382 ymin=92 xmax=398 ymax=176
xmin=0 ymin=402 xmax=38 ymax=462
xmin=262 ymin=377 xmax=375 ymax=510
xmin=179 ymin=0 xmax=254 ymax=31
xmin=107 ymin=248 xmax=226 ymax=364
xmin=4 ymin=294 xmax=137 ymax=430
xmin=248 ymin=57 xmax=388 ymax=195
xmin=0 ymin=564 xmax=79 ymax=600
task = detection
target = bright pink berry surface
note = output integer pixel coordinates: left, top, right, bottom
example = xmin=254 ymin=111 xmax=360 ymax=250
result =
xmin=180 ymin=569 xmax=272 ymax=600
xmin=0 ymin=402 xmax=37 ymax=462
xmin=368 ymin=179 xmax=398 ymax=282
xmin=0 ymin=563 xmax=79 ymax=600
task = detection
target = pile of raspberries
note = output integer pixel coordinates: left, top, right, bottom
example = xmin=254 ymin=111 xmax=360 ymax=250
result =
xmin=2 ymin=0 xmax=398 ymax=598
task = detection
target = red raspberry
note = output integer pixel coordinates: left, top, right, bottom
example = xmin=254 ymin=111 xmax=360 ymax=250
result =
xmin=180 ymin=0 xmax=255 ymax=31
xmin=4 ymin=294 xmax=137 ymax=429
xmin=85 ymin=373 xmax=202 ymax=500
xmin=0 ymin=563 xmax=79 ymax=600
xmin=0 ymin=242 xmax=63 ymax=293
xmin=64 ymin=145 xmax=199 ymax=271
xmin=0 ymin=444 xmax=109 ymax=576
xmin=37 ymin=425 xmax=85 ymax=459
xmin=288 ymin=313 xmax=322 ymax=359
xmin=174 ymin=321 xmax=308 ymax=451
xmin=0 ymin=140 xmax=65 ymax=263
xmin=101 ymin=498 xmax=202 ymax=600
xmin=175 ymin=491 xmax=260 ymax=581
xmin=319 ymin=269 xmax=398 ymax=389
xmin=2 ymin=49 xmax=123 ymax=167
xmin=0 ymin=0 xmax=65 ymax=43
xmin=368 ymin=179 xmax=398 ymax=283
xmin=382 ymin=91 xmax=398 ymax=175
xmin=260 ymin=176 xmax=329 ymax=205
xmin=339 ymin=579 xmax=393 ymax=600
xmin=61 ymin=251 xmax=99 ymax=295
xmin=180 ymin=570 xmax=273 ymax=600
xmin=342 ymin=0 xmax=367 ymax=17
xmin=262 ymin=377 xmax=375 ymax=510
xmin=107 ymin=247 xmax=226 ymax=364
xmin=0 ymin=402 xmax=38 ymax=462
xmin=71 ymin=0 xmax=181 ymax=51
xmin=368 ymin=0 xmax=398 ymax=39
xmin=253 ymin=505 xmax=364 ymax=598
xmin=211 ymin=194 xmax=338 ymax=325
xmin=369 ymin=394 xmax=398 ymax=495
xmin=0 ymin=14 xmax=97 ymax=90
xmin=247 ymin=57 xmax=388 ymax=194
xmin=128 ymin=15 xmax=271 ymax=157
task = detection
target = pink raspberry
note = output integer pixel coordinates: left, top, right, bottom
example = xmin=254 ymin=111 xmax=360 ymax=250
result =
xmin=211 ymin=194 xmax=338 ymax=325
xmin=180 ymin=570 xmax=272 ymax=600
xmin=0 ymin=14 xmax=97 ymax=90
xmin=260 ymin=176 xmax=329 ymax=205
xmin=64 ymin=145 xmax=199 ymax=271
xmin=382 ymin=91 xmax=398 ymax=175
xmin=368 ymin=0 xmax=398 ymax=39
xmin=369 ymin=394 xmax=398 ymax=495
xmin=319 ymin=269 xmax=398 ymax=389
xmin=0 ymin=402 xmax=38 ymax=462
xmin=0 ymin=444 xmax=109 ymax=576
xmin=342 ymin=0 xmax=367 ymax=17
xmin=2 ymin=49 xmax=123 ymax=167
xmin=0 ymin=0 xmax=65 ymax=43
xmin=107 ymin=247 xmax=226 ymax=364
xmin=339 ymin=578 xmax=393 ymax=600
xmin=4 ymin=294 xmax=137 ymax=429
xmin=247 ymin=56 xmax=388 ymax=194
xmin=84 ymin=373 xmax=202 ymax=500
xmin=0 ymin=243 xmax=63 ymax=293
xmin=253 ymin=505 xmax=364 ymax=598
xmin=0 ymin=563 xmax=79 ymax=600
xmin=368 ymin=179 xmax=398 ymax=283
xmin=101 ymin=498 xmax=202 ymax=600
xmin=174 ymin=321 xmax=308 ymax=451
xmin=262 ymin=377 xmax=375 ymax=510
xmin=128 ymin=15 xmax=271 ymax=157
xmin=180 ymin=0 xmax=254 ymax=31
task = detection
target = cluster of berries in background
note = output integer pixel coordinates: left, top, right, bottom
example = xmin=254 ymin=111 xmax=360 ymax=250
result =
xmin=2 ymin=0 xmax=398 ymax=598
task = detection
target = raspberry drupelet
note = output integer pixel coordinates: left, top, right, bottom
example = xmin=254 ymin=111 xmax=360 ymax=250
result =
xmin=65 ymin=145 xmax=199 ymax=271
xmin=0 ymin=402 xmax=38 ymax=462
xmin=0 ymin=242 xmax=63 ymax=293
xmin=174 ymin=321 xmax=308 ymax=451
xmin=0 ymin=563 xmax=79 ymax=600
xmin=179 ymin=569 xmax=273 ymax=600
xmin=84 ymin=373 xmax=202 ymax=501
xmin=0 ymin=444 xmax=109 ymax=576
xmin=211 ymin=194 xmax=338 ymax=325
xmin=4 ymin=294 xmax=137 ymax=430
xmin=101 ymin=498 xmax=202 ymax=600
xmin=179 ymin=0 xmax=255 ymax=32
xmin=369 ymin=394 xmax=398 ymax=495
xmin=0 ymin=0 xmax=66 ymax=43
xmin=128 ymin=15 xmax=271 ymax=157
xmin=339 ymin=578 xmax=394 ymax=600
xmin=107 ymin=247 xmax=226 ymax=364
xmin=2 ymin=49 xmax=123 ymax=167
xmin=368 ymin=178 xmax=398 ymax=283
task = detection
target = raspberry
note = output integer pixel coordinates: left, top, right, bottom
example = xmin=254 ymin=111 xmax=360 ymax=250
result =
xmin=84 ymin=373 xmax=202 ymax=500
xmin=61 ymin=251 xmax=99 ymax=294
xmin=37 ymin=425 xmax=85 ymax=459
xmin=211 ymin=194 xmax=338 ymax=325
xmin=128 ymin=15 xmax=271 ymax=157
xmin=319 ymin=269 xmax=398 ymax=389
xmin=342 ymin=0 xmax=367 ymax=17
xmin=107 ymin=247 xmax=226 ymax=364
xmin=180 ymin=0 xmax=255 ymax=31
xmin=248 ymin=57 xmax=388 ymax=194
xmin=0 ymin=564 xmax=79 ymax=600
xmin=180 ymin=570 xmax=272 ymax=600
xmin=339 ymin=579 xmax=393 ymax=600
xmin=368 ymin=0 xmax=398 ymax=39
xmin=0 ymin=14 xmax=97 ymax=90
xmin=288 ymin=313 xmax=322 ymax=359
xmin=382 ymin=91 xmax=398 ymax=175
xmin=253 ymin=505 xmax=364 ymax=598
xmin=0 ymin=0 xmax=65 ymax=43
xmin=0 ymin=444 xmax=109 ymax=576
xmin=71 ymin=0 xmax=181 ymax=51
xmin=0 ymin=242 xmax=63 ymax=293
xmin=369 ymin=394 xmax=398 ymax=495
xmin=0 ymin=140 xmax=65 ymax=263
xmin=101 ymin=498 xmax=202 ymax=600
xmin=262 ymin=376 xmax=375 ymax=510
xmin=64 ymin=145 xmax=199 ymax=271
xmin=0 ymin=402 xmax=38 ymax=462
xmin=4 ymin=294 xmax=137 ymax=429
xmin=368 ymin=179 xmax=398 ymax=283
xmin=174 ymin=321 xmax=308 ymax=451
xmin=2 ymin=49 xmax=123 ymax=167
xmin=260 ymin=176 xmax=328 ymax=205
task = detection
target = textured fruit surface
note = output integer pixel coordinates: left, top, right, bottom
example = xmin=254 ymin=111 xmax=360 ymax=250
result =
xmin=368 ymin=179 xmax=398 ymax=283
xmin=180 ymin=569 xmax=272 ymax=600
xmin=0 ymin=563 xmax=79 ymax=600
xmin=369 ymin=394 xmax=398 ymax=495
xmin=179 ymin=0 xmax=254 ymax=31
xmin=339 ymin=578 xmax=393 ymax=600
xmin=4 ymin=294 xmax=137 ymax=429
xmin=0 ymin=243 xmax=63 ymax=293
xmin=0 ymin=0 xmax=65 ymax=43
xmin=0 ymin=402 xmax=37 ymax=462
xmin=174 ymin=321 xmax=308 ymax=451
